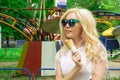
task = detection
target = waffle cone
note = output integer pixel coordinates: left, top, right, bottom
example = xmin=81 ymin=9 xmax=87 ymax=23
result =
xmin=65 ymin=39 xmax=77 ymax=52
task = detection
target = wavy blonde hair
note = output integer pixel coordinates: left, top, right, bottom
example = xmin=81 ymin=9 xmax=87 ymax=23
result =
xmin=59 ymin=8 xmax=107 ymax=64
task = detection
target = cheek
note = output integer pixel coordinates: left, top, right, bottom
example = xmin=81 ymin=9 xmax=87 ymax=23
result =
xmin=73 ymin=26 xmax=83 ymax=36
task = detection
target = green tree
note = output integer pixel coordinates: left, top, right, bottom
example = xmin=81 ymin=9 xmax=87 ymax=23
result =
xmin=0 ymin=0 xmax=33 ymax=40
xmin=67 ymin=0 xmax=120 ymax=12
xmin=100 ymin=0 xmax=120 ymax=12
xmin=67 ymin=0 xmax=102 ymax=10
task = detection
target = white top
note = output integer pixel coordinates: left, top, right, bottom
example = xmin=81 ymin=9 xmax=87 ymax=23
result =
xmin=56 ymin=46 xmax=93 ymax=80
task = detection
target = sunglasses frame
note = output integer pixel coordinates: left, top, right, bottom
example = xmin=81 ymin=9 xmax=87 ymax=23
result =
xmin=61 ymin=19 xmax=79 ymax=27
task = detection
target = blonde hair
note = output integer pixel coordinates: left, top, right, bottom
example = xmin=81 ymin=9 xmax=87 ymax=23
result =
xmin=59 ymin=8 xmax=107 ymax=64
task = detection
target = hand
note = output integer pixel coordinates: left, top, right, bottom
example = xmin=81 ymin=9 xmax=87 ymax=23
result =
xmin=72 ymin=52 xmax=82 ymax=68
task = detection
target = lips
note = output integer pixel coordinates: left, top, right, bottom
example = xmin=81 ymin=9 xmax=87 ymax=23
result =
xmin=65 ymin=29 xmax=72 ymax=34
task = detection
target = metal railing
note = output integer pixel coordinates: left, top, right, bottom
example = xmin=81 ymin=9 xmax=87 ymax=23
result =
xmin=0 ymin=68 xmax=31 ymax=80
xmin=35 ymin=68 xmax=55 ymax=80
xmin=106 ymin=68 xmax=120 ymax=80
xmin=0 ymin=67 xmax=120 ymax=80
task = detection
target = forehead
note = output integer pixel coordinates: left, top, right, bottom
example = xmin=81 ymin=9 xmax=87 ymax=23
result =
xmin=65 ymin=12 xmax=77 ymax=19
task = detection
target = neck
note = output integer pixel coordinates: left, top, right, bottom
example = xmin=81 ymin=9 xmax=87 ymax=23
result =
xmin=72 ymin=38 xmax=84 ymax=49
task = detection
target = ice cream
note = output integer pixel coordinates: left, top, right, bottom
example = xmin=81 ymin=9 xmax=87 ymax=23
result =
xmin=64 ymin=39 xmax=77 ymax=53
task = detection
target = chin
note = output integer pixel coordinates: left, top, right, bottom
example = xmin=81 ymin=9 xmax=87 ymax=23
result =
xmin=65 ymin=33 xmax=73 ymax=38
xmin=65 ymin=35 xmax=72 ymax=39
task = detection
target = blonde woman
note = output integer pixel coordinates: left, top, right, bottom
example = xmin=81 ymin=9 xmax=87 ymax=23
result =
xmin=55 ymin=8 xmax=108 ymax=80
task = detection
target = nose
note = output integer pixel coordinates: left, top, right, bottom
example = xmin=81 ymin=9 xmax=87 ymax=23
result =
xmin=65 ymin=23 xmax=70 ymax=28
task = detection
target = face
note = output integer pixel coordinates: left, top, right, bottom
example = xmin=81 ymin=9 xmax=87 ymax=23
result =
xmin=61 ymin=13 xmax=83 ymax=39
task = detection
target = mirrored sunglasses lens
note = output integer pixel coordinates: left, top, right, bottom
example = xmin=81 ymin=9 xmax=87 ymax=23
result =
xmin=62 ymin=19 xmax=67 ymax=26
xmin=69 ymin=19 xmax=75 ymax=27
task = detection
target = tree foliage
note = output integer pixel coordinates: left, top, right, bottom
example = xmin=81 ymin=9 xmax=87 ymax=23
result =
xmin=67 ymin=0 xmax=120 ymax=12
xmin=100 ymin=0 xmax=120 ymax=12
xmin=67 ymin=0 xmax=102 ymax=10
xmin=0 ymin=0 xmax=33 ymax=40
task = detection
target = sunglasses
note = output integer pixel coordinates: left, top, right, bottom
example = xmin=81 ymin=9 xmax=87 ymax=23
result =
xmin=61 ymin=19 xmax=79 ymax=27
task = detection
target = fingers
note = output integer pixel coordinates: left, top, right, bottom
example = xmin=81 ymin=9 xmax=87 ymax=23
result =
xmin=72 ymin=52 xmax=80 ymax=57
xmin=72 ymin=52 xmax=82 ymax=67
xmin=72 ymin=52 xmax=81 ymax=60
xmin=75 ymin=54 xmax=81 ymax=62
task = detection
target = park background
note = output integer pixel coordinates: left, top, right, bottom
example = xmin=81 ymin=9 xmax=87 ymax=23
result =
xmin=0 ymin=0 xmax=120 ymax=80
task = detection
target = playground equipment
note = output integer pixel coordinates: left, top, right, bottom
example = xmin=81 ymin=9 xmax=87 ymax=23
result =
xmin=0 ymin=13 xmax=38 ymax=41
xmin=96 ymin=19 xmax=114 ymax=37
xmin=0 ymin=68 xmax=31 ymax=80
xmin=92 ymin=10 xmax=120 ymax=37
xmin=112 ymin=25 xmax=120 ymax=37
xmin=0 ymin=6 xmax=120 ymax=78
xmin=41 ymin=7 xmax=63 ymax=41
xmin=94 ymin=11 xmax=120 ymax=57
xmin=0 ymin=5 xmax=62 ymax=76
xmin=92 ymin=10 xmax=120 ymax=20
xmin=0 ymin=11 xmax=42 ymax=76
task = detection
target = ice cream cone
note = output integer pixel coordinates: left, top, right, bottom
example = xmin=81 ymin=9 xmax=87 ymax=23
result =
xmin=65 ymin=39 xmax=77 ymax=52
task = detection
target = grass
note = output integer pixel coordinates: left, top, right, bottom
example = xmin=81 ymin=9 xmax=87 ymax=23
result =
xmin=0 ymin=48 xmax=22 ymax=62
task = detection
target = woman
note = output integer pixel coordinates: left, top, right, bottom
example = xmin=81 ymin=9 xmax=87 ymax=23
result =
xmin=55 ymin=8 xmax=108 ymax=80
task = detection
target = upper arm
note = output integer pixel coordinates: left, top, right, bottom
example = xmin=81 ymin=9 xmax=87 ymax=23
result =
xmin=92 ymin=45 xmax=108 ymax=80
